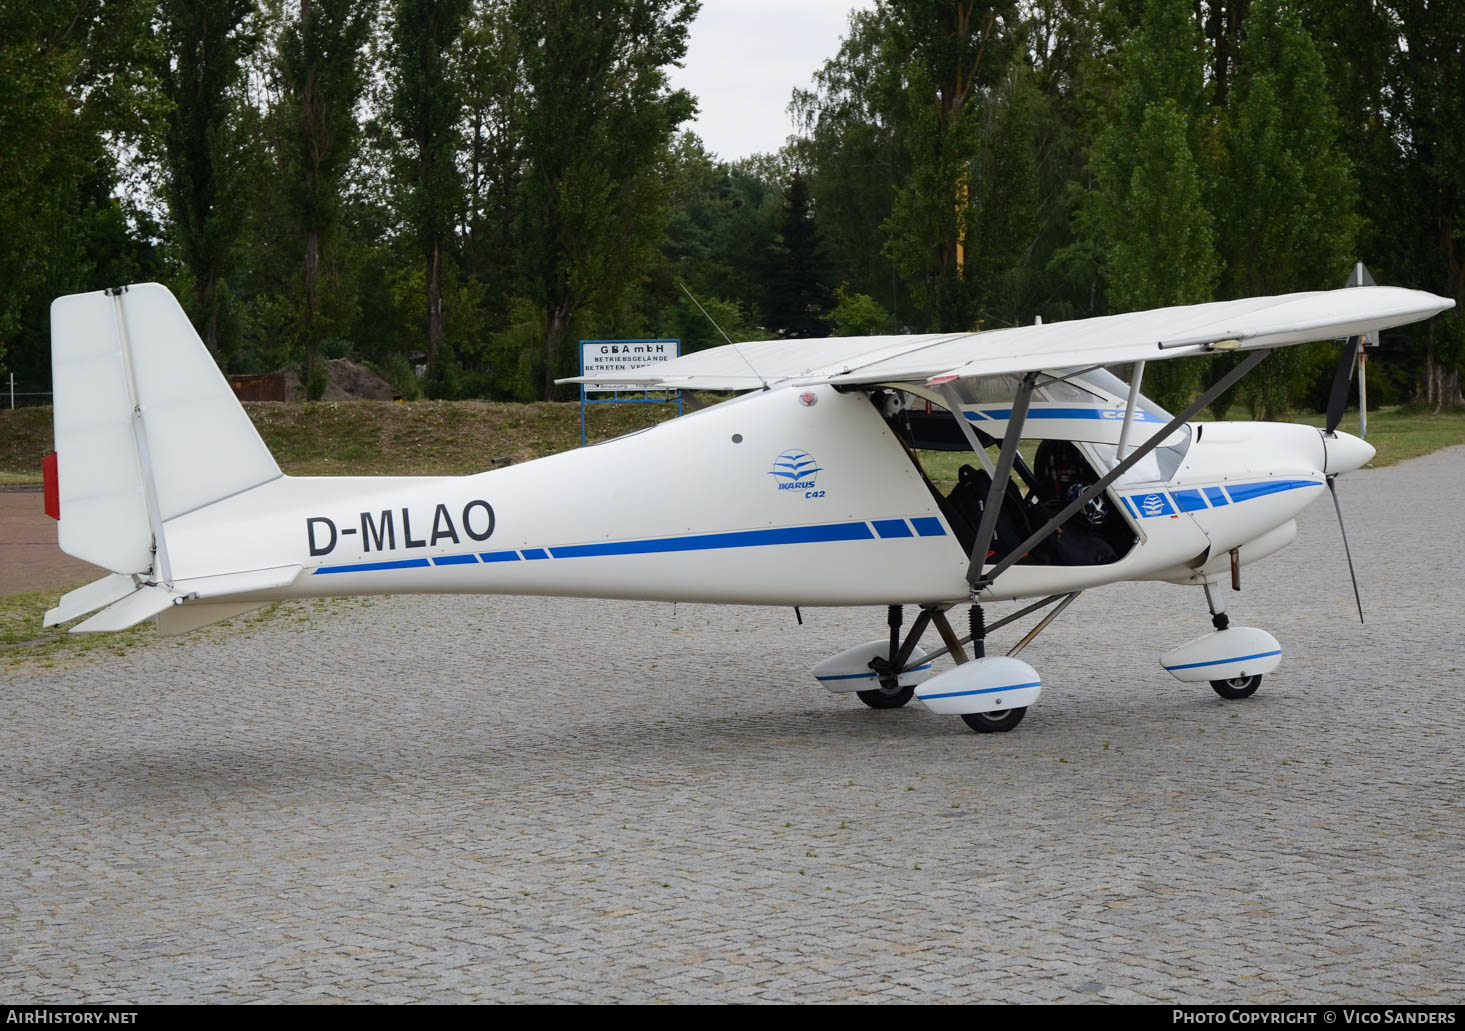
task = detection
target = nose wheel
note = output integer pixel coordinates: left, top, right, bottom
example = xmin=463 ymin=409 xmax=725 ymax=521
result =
xmin=1210 ymin=674 xmax=1262 ymax=700
xmin=960 ymin=707 xmax=1028 ymax=733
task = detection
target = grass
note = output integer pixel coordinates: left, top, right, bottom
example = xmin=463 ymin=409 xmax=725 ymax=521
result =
xmin=1242 ymin=404 xmax=1465 ymax=467
xmin=1 ymin=589 xmax=377 ymax=669
xmin=0 ymin=584 xmax=154 ymax=665
xmin=0 ymin=398 xmax=684 ymax=483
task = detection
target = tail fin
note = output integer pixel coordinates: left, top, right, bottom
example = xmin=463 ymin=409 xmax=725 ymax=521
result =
xmin=50 ymin=283 xmax=282 ymax=580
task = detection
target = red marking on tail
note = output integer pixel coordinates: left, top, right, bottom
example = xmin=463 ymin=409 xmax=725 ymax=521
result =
xmin=42 ymin=452 xmax=59 ymax=520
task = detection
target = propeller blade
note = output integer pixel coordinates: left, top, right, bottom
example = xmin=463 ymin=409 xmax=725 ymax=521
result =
xmin=1326 ymin=475 xmax=1365 ymax=624
xmin=1325 ymin=335 xmax=1363 ymax=435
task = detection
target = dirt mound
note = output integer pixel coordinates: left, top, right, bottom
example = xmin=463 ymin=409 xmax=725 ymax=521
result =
xmin=278 ymin=358 xmax=398 ymax=401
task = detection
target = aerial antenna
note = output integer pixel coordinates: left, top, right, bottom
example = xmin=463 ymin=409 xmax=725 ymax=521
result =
xmin=677 ymin=279 xmax=769 ymax=391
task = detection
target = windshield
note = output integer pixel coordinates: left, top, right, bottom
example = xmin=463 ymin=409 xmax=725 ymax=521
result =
xmin=1053 ymin=367 xmax=1189 ymax=484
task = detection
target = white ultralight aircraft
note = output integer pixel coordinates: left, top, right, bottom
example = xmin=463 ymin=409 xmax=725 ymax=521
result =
xmin=42 ymin=280 xmax=1453 ymax=733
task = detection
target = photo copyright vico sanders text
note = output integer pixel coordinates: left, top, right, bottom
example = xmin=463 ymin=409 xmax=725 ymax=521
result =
xmin=1174 ymin=1013 xmax=1455 ymax=1026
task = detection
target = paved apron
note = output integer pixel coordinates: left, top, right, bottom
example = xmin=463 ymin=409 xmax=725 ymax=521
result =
xmin=3 ymin=448 xmax=1462 ymax=1003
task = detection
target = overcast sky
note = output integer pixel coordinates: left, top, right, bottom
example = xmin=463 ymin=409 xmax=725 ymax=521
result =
xmin=667 ymin=0 xmax=875 ymax=162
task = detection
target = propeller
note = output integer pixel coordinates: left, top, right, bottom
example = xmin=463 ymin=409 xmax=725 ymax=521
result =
xmin=1321 ymin=262 xmax=1377 ymax=623
xmin=1322 ymin=331 xmax=1366 ymax=623
xmin=1324 ymin=334 xmax=1363 ymax=435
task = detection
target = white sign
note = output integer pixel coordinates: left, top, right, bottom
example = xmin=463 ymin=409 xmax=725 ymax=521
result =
xmin=579 ymin=339 xmax=679 ymax=392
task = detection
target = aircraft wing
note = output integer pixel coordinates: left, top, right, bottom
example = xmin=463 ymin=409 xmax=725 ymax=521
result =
xmin=558 ymin=286 xmax=1454 ymax=391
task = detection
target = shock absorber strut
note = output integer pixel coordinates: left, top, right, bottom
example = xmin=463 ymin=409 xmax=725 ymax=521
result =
xmin=969 ymin=604 xmax=987 ymax=660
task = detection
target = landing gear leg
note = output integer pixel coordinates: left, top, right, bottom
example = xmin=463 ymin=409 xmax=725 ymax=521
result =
xmin=958 ymin=603 xmax=1029 ymax=733
xmin=1204 ymin=581 xmax=1229 ymax=631
xmin=1176 ymin=581 xmax=1268 ymax=699
xmin=857 ymin=605 xmax=919 ymax=709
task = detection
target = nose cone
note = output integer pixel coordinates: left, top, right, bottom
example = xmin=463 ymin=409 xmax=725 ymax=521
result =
xmin=1322 ymin=430 xmax=1376 ymax=475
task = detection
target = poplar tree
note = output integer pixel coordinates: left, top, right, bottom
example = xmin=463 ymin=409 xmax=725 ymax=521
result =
xmin=510 ymin=0 xmax=697 ymax=399
xmin=880 ymin=0 xmax=1022 ymax=333
xmin=275 ymin=0 xmax=373 ymax=398
xmin=156 ymin=0 xmax=259 ymax=357
xmin=384 ymin=0 xmax=471 ymax=363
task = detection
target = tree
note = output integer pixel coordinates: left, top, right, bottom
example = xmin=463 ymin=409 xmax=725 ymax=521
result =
xmin=1086 ymin=0 xmax=1218 ymax=409
xmin=459 ymin=1 xmax=525 ymax=332
xmin=0 ymin=1 xmax=163 ymax=385
xmin=274 ymin=0 xmax=374 ymax=397
xmin=510 ymin=0 xmax=698 ymax=399
xmin=1196 ymin=0 xmax=1252 ymax=109
xmin=760 ymin=171 xmax=832 ymax=338
xmin=824 ymin=285 xmax=896 ymax=336
xmin=156 ymin=0 xmax=259 ymax=358
xmin=1373 ymin=0 xmax=1465 ymax=409
xmin=648 ymin=134 xmax=778 ymax=338
xmin=384 ymin=0 xmax=471 ymax=364
xmin=881 ymin=0 xmax=1023 ymax=332
xmin=791 ymin=6 xmax=915 ymax=326
xmin=1219 ymin=0 xmax=1357 ymax=415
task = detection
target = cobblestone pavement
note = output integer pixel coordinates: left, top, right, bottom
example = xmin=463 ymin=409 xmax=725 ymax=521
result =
xmin=3 ymin=448 xmax=1463 ymax=1004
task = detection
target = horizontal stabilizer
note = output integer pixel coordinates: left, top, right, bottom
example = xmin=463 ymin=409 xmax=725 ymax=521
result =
xmin=43 ymin=573 xmax=137 ymax=628
xmin=65 ymin=565 xmax=301 ymax=634
xmin=72 ymin=585 xmax=177 ymax=633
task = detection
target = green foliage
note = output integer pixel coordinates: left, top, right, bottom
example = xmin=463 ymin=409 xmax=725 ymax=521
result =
xmin=1220 ymin=0 xmax=1358 ymax=416
xmin=825 ymin=287 xmax=897 ymax=337
xmin=155 ymin=0 xmax=260 ymax=357
xmin=4 ymin=0 xmax=1463 ymax=419
xmin=377 ymin=353 xmax=423 ymax=400
xmin=791 ymin=6 xmax=914 ymax=324
xmin=1097 ymin=98 xmax=1219 ymax=311
xmin=510 ymin=0 xmax=699 ymax=398
xmin=1219 ymin=0 xmax=1357 ymax=298
xmin=662 ymin=295 xmax=757 ymax=353
xmin=1084 ymin=0 xmax=1219 ymax=410
xmin=760 ymin=171 xmax=832 ymax=337
xmin=1087 ymin=0 xmax=1216 ymax=303
xmin=881 ymin=2 xmax=1025 ymax=331
xmin=424 ymin=341 xmax=463 ymax=399
xmin=272 ymin=0 xmax=375 ymax=394
xmin=306 ymin=360 xmax=330 ymax=401
xmin=0 ymin=2 xmax=164 ymax=384
xmin=384 ymin=0 xmax=472 ymax=361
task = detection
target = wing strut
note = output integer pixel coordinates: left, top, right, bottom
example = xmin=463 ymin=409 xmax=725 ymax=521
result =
xmin=964 ymin=372 xmax=1038 ymax=586
xmin=937 ymin=383 xmax=996 ymax=475
xmin=969 ymin=348 xmax=1273 ymax=595
xmin=1116 ymin=360 xmax=1146 ymax=459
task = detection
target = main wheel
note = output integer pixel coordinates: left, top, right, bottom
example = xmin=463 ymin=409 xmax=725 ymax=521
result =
xmin=1210 ymin=674 xmax=1262 ymax=699
xmin=857 ymin=683 xmax=914 ymax=709
xmin=961 ymin=706 xmax=1028 ymax=733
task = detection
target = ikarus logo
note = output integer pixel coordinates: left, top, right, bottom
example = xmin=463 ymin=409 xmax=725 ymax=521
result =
xmin=770 ymin=449 xmax=825 ymax=498
xmin=1141 ymin=493 xmax=1165 ymax=516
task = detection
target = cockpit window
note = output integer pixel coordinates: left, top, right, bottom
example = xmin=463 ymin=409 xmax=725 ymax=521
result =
xmin=1034 ymin=374 xmax=1109 ymax=405
xmin=1082 ymin=425 xmax=1191 ymax=486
